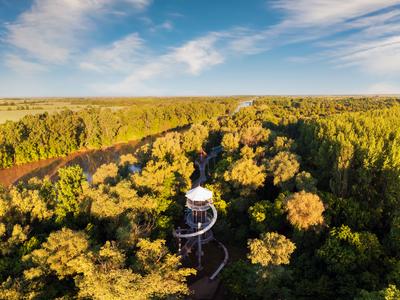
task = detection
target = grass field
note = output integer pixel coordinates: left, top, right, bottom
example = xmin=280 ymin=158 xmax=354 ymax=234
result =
xmin=0 ymin=96 xmax=243 ymax=124
xmin=0 ymin=99 xmax=125 ymax=124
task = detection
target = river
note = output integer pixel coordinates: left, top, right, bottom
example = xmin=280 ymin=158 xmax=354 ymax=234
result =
xmin=0 ymin=135 xmax=156 ymax=187
xmin=0 ymin=100 xmax=256 ymax=187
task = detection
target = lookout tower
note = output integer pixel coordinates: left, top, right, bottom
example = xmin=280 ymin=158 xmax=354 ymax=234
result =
xmin=173 ymin=186 xmax=217 ymax=270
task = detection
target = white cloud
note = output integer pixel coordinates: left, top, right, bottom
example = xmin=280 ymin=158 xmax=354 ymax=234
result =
xmin=234 ymin=0 xmax=400 ymax=50
xmin=4 ymin=54 xmax=48 ymax=73
xmin=5 ymin=0 xmax=400 ymax=94
xmin=171 ymin=34 xmax=224 ymax=74
xmin=272 ymin=0 xmax=400 ymax=27
xmin=286 ymin=56 xmax=313 ymax=64
xmin=4 ymin=0 xmax=152 ymax=67
xmin=6 ymin=0 xmax=107 ymax=64
xmin=159 ymin=20 xmax=173 ymax=31
xmin=96 ymin=0 xmax=400 ymax=95
xmin=98 ymin=32 xmax=226 ymax=94
xmin=225 ymin=0 xmax=400 ymax=74
xmin=151 ymin=20 xmax=174 ymax=31
xmin=80 ymin=33 xmax=145 ymax=73
xmin=332 ymin=36 xmax=400 ymax=74
xmin=125 ymin=0 xmax=152 ymax=10
xmin=366 ymin=82 xmax=400 ymax=94
xmin=148 ymin=20 xmax=174 ymax=32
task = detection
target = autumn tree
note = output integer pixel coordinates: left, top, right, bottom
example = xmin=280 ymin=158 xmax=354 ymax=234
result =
xmin=270 ymin=136 xmax=296 ymax=154
xmin=181 ymin=124 xmax=209 ymax=153
xmin=285 ymin=191 xmax=325 ymax=230
xmin=9 ymin=187 xmax=54 ymax=223
xmin=0 ymin=224 xmax=29 ymax=256
xmin=119 ymin=153 xmax=137 ymax=166
xmin=151 ymin=132 xmax=183 ymax=162
xmin=239 ymin=125 xmax=270 ymax=147
xmin=85 ymin=181 xmax=158 ymax=247
xmin=76 ymin=239 xmax=195 ymax=300
xmin=92 ymin=163 xmax=119 ymax=185
xmin=221 ymin=132 xmax=240 ymax=153
xmin=132 ymin=157 xmax=194 ymax=197
xmin=224 ymin=157 xmax=266 ymax=196
xmin=24 ymin=229 xmax=195 ymax=300
xmin=24 ymin=228 xmax=90 ymax=279
xmin=248 ymin=232 xmax=296 ymax=267
xmin=267 ymin=151 xmax=300 ymax=188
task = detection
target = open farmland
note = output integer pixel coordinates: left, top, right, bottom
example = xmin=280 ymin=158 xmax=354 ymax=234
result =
xmin=0 ymin=98 xmax=125 ymax=124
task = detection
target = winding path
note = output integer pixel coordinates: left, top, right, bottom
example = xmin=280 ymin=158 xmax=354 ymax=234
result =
xmin=173 ymin=144 xmax=228 ymax=285
xmin=176 ymin=99 xmax=255 ymax=279
xmin=178 ymin=99 xmax=256 ymax=299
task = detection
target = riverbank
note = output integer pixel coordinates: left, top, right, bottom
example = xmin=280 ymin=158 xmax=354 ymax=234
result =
xmin=0 ymin=128 xmax=174 ymax=187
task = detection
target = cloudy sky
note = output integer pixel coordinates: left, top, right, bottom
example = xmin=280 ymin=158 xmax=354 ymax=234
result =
xmin=1 ymin=0 xmax=400 ymax=96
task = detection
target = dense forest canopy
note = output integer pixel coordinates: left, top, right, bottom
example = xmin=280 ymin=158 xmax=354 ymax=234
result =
xmin=0 ymin=97 xmax=238 ymax=168
xmin=1 ymin=96 xmax=400 ymax=299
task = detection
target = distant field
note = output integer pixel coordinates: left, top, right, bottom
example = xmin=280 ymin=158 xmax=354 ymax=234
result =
xmin=0 ymin=99 xmax=126 ymax=124
xmin=0 ymin=96 xmax=244 ymax=124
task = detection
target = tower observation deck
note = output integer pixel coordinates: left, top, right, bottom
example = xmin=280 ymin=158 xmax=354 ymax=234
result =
xmin=173 ymin=186 xmax=217 ymax=270
xmin=173 ymin=147 xmax=228 ymax=280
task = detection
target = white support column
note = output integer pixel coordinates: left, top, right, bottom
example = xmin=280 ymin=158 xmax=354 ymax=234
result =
xmin=177 ymin=226 xmax=181 ymax=254
xmin=197 ymin=222 xmax=202 ymax=270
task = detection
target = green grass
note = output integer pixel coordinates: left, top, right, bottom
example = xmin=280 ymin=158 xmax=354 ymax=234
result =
xmin=0 ymin=96 xmax=246 ymax=124
xmin=0 ymin=99 xmax=125 ymax=124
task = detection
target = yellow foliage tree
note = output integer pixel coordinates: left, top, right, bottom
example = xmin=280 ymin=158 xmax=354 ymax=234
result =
xmin=285 ymin=191 xmax=325 ymax=230
xmin=92 ymin=163 xmax=119 ymax=185
xmin=248 ymin=232 xmax=296 ymax=267
xmin=240 ymin=126 xmax=270 ymax=147
xmin=221 ymin=133 xmax=240 ymax=153
xmin=267 ymin=151 xmax=300 ymax=187
xmin=224 ymin=158 xmax=266 ymax=196
xmin=24 ymin=228 xmax=91 ymax=279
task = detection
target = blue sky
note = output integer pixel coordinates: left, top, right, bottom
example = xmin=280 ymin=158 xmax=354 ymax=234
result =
xmin=1 ymin=0 xmax=400 ymax=96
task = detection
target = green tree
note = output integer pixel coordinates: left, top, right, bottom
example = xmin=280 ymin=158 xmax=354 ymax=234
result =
xmin=249 ymin=196 xmax=285 ymax=233
xmin=295 ymin=171 xmax=317 ymax=192
xmin=221 ymin=260 xmax=258 ymax=299
xmin=0 ymin=144 xmax=13 ymax=168
xmin=55 ymin=165 xmax=86 ymax=222
xmin=355 ymin=284 xmax=400 ymax=300
xmin=318 ymin=225 xmax=382 ymax=274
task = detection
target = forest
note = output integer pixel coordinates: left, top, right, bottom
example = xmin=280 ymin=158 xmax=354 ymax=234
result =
xmin=0 ymin=98 xmax=237 ymax=168
xmin=0 ymin=96 xmax=400 ymax=299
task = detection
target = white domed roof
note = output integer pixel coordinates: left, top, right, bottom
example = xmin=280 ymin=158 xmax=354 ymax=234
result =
xmin=186 ymin=186 xmax=212 ymax=201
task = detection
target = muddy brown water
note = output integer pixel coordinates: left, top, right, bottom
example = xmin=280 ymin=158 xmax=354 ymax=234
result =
xmin=0 ymin=102 xmax=252 ymax=188
xmin=0 ymin=134 xmax=160 ymax=187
